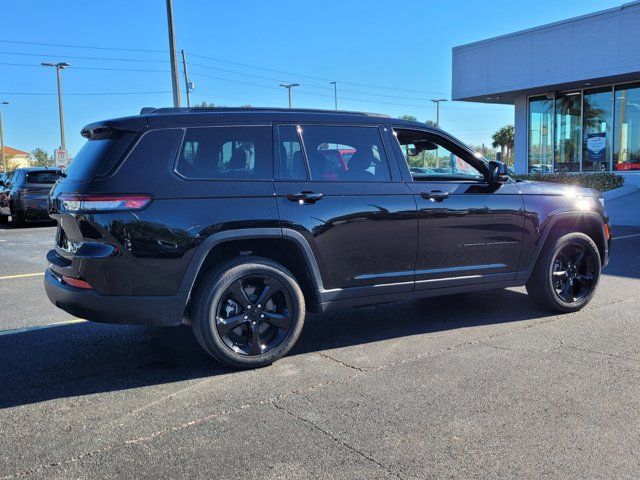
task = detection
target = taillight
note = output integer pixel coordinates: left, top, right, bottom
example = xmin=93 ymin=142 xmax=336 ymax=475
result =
xmin=62 ymin=275 xmax=93 ymax=289
xmin=58 ymin=194 xmax=152 ymax=212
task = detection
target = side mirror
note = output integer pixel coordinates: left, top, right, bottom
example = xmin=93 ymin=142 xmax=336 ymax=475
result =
xmin=488 ymin=160 xmax=509 ymax=184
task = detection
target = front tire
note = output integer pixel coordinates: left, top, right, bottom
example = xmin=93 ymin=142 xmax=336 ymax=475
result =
xmin=192 ymin=256 xmax=305 ymax=369
xmin=526 ymin=231 xmax=601 ymax=313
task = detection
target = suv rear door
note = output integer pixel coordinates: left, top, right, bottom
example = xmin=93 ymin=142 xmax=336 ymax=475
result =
xmin=389 ymin=127 xmax=524 ymax=290
xmin=274 ymin=123 xmax=418 ymax=300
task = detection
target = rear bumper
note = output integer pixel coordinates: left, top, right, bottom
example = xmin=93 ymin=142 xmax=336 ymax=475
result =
xmin=44 ymin=269 xmax=187 ymax=326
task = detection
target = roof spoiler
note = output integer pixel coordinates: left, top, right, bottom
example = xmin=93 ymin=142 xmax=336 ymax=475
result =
xmin=140 ymin=107 xmax=157 ymax=115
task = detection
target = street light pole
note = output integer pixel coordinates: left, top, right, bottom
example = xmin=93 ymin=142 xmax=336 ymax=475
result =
xmin=279 ymin=83 xmax=300 ymax=108
xmin=0 ymin=102 xmax=8 ymax=173
xmin=430 ymin=98 xmax=447 ymax=127
xmin=166 ymin=0 xmax=182 ymax=108
xmin=330 ymin=81 xmax=338 ymax=110
xmin=42 ymin=62 xmax=70 ymax=151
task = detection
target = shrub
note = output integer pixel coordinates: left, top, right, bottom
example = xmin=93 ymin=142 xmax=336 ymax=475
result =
xmin=512 ymin=172 xmax=624 ymax=192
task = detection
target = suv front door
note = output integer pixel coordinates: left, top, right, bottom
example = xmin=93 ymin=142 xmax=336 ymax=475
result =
xmin=390 ymin=128 xmax=524 ymax=290
xmin=274 ymin=124 xmax=418 ymax=300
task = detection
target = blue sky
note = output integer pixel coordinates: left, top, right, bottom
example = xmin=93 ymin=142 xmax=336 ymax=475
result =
xmin=0 ymin=0 xmax=624 ymax=156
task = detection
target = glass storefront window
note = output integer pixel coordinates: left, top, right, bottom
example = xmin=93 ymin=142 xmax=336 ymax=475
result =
xmin=583 ymin=88 xmax=612 ymax=171
xmin=614 ymin=83 xmax=640 ymax=171
xmin=528 ymin=96 xmax=553 ymax=173
xmin=555 ymin=93 xmax=581 ymax=172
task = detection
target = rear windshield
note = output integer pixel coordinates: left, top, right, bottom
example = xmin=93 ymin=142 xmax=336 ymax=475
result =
xmin=64 ymin=138 xmax=119 ymax=181
xmin=64 ymin=128 xmax=137 ymax=181
xmin=26 ymin=171 xmax=61 ymax=184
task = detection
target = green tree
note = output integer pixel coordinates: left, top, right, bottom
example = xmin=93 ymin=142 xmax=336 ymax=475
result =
xmin=1 ymin=154 xmax=19 ymax=173
xmin=194 ymin=101 xmax=216 ymax=108
xmin=399 ymin=114 xmax=417 ymax=121
xmin=492 ymin=125 xmax=514 ymax=165
xmin=29 ymin=148 xmax=54 ymax=167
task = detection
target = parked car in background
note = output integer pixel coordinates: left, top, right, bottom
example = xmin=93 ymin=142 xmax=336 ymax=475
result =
xmin=0 ymin=167 xmax=62 ymax=226
xmin=45 ymin=107 xmax=610 ymax=369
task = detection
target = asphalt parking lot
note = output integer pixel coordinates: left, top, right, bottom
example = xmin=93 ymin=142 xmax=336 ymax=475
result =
xmin=1 ymin=221 xmax=639 ymax=479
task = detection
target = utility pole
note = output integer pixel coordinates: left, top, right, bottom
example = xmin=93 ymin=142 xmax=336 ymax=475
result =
xmin=330 ymin=81 xmax=338 ymax=110
xmin=41 ymin=62 xmax=70 ymax=151
xmin=430 ymin=98 xmax=447 ymax=127
xmin=181 ymin=49 xmax=193 ymax=107
xmin=166 ymin=0 xmax=181 ymax=107
xmin=0 ymin=102 xmax=8 ymax=173
xmin=279 ymin=83 xmax=300 ymax=108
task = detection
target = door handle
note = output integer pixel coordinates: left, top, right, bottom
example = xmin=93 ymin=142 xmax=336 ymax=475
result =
xmin=420 ymin=190 xmax=449 ymax=202
xmin=286 ymin=191 xmax=324 ymax=204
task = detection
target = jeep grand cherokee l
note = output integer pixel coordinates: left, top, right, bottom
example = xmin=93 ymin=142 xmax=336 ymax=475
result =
xmin=45 ymin=108 xmax=610 ymax=368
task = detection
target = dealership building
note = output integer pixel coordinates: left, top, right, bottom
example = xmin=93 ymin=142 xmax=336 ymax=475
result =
xmin=452 ymin=1 xmax=640 ymax=184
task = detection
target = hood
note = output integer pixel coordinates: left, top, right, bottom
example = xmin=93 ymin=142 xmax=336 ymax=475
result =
xmin=515 ymin=180 xmax=598 ymax=198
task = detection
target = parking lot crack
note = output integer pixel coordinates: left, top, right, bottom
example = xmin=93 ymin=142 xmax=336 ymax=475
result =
xmin=316 ymin=351 xmax=370 ymax=372
xmin=271 ymin=399 xmax=405 ymax=479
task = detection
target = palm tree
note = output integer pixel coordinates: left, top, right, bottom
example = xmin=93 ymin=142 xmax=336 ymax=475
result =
xmin=492 ymin=125 xmax=514 ymax=164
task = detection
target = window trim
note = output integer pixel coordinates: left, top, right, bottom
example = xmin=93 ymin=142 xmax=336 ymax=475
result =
xmin=390 ymin=127 xmax=491 ymax=183
xmin=173 ymin=123 xmax=275 ymax=182
xmin=274 ymin=124 xmax=310 ymax=181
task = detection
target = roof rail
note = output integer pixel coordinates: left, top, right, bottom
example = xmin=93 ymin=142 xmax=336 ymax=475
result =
xmin=142 ymin=106 xmax=388 ymax=117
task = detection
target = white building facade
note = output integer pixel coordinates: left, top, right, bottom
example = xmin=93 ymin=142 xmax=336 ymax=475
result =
xmin=452 ymin=1 xmax=640 ymax=184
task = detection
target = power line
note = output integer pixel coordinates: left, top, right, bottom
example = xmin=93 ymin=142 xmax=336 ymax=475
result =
xmin=0 ymin=50 xmax=168 ymax=63
xmin=187 ymin=52 xmax=447 ymax=95
xmin=0 ymin=91 xmax=171 ymax=96
xmin=0 ymin=39 xmax=166 ymax=53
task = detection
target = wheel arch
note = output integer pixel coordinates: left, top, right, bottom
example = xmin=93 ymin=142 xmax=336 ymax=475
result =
xmin=525 ymin=211 xmax=608 ymax=276
xmin=179 ymin=228 xmax=324 ymax=316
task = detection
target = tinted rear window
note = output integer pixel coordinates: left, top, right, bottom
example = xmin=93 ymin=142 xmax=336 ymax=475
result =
xmin=26 ymin=171 xmax=61 ymax=184
xmin=176 ymin=126 xmax=273 ymax=180
xmin=64 ymin=138 xmax=119 ymax=181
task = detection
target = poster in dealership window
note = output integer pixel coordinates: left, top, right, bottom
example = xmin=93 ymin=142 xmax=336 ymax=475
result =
xmin=586 ymin=132 xmax=606 ymax=163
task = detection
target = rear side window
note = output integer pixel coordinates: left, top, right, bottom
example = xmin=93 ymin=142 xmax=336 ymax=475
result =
xmin=299 ymin=125 xmax=390 ymax=181
xmin=26 ymin=171 xmax=61 ymax=184
xmin=176 ymin=126 xmax=273 ymax=180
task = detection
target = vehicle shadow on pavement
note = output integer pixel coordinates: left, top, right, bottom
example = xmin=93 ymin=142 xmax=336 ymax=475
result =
xmin=0 ymin=288 xmax=547 ymax=409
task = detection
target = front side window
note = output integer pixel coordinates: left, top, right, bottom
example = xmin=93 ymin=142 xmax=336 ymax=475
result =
xmin=299 ymin=125 xmax=390 ymax=181
xmin=395 ymin=129 xmax=484 ymax=181
xmin=176 ymin=126 xmax=273 ymax=180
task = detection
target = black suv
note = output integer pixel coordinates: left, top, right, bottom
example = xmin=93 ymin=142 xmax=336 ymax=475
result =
xmin=45 ymin=108 xmax=610 ymax=368
xmin=1 ymin=167 xmax=62 ymax=226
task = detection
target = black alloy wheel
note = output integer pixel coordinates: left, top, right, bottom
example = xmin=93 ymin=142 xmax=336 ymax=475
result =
xmin=526 ymin=231 xmax=601 ymax=313
xmin=215 ymin=274 xmax=293 ymax=356
xmin=551 ymin=242 xmax=597 ymax=304
xmin=192 ymin=256 xmax=305 ymax=369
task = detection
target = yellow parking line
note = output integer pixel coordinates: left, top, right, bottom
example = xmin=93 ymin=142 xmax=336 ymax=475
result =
xmin=0 ymin=272 xmax=45 ymax=280
xmin=0 ymin=318 xmax=86 ymax=336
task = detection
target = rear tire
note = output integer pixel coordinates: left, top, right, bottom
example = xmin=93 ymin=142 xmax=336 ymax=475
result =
xmin=526 ymin=231 xmax=601 ymax=313
xmin=192 ymin=256 xmax=305 ymax=369
xmin=11 ymin=210 xmax=25 ymax=227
